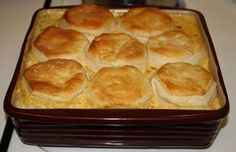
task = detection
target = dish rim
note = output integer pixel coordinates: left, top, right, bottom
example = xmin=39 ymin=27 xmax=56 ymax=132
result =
xmin=4 ymin=6 xmax=229 ymax=125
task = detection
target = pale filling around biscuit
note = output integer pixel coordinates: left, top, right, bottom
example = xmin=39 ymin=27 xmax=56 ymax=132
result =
xmin=152 ymin=77 xmax=217 ymax=106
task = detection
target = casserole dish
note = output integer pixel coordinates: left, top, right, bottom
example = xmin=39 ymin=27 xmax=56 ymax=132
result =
xmin=4 ymin=6 xmax=229 ymax=148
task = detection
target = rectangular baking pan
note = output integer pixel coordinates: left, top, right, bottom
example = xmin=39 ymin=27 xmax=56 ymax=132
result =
xmin=4 ymin=6 xmax=229 ymax=149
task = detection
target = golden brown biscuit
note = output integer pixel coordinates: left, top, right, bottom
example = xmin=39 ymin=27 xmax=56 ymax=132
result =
xmin=33 ymin=26 xmax=89 ymax=64
xmin=152 ymin=62 xmax=216 ymax=106
xmin=85 ymin=66 xmax=153 ymax=108
xmin=24 ymin=59 xmax=87 ymax=101
xmin=147 ymin=30 xmax=207 ymax=69
xmin=86 ymin=33 xmax=147 ymax=72
xmin=118 ymin=7 xmax=175 ymax=43
xmin=62 ymin=4 xmax=115 ymax=41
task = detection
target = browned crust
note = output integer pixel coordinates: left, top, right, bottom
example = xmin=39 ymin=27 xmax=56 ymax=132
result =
xmin=148 ymin=30 xmax=204 ymax=57
xmin=120 ymin=7 xmax=175 ymax=37
xmin=24 ymin=59 xmax=86 ymax=100
xmin=156 ymin=62 xmax=213 ymax=96
xmin=87 ymin=66 xmax=152 ymax=107
xmin=88 ymin=33 xmax=145 ymax=62
xmin=34 ymin=26 xmax=88 ymax=59
xmin=64 ymin=3 xmax=114 ymax=30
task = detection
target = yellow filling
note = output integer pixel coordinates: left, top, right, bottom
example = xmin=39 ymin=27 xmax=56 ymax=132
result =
xmin=12 ymin=9 xmax=222 ymax=110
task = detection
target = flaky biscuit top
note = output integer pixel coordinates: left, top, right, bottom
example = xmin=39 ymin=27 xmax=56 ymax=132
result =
xmin=119 ymin=7 xmax=175 ymax=38
xmin=86 ymin=33 xmax=147 ymax=72
xmin=148 ymin=30 xmax=205 ymax=57
xmin=63 ymin=3 xmax=114 ymax=35
xmin=156 ymin=62 xmax=214 ymax=96
xmin=23 ymin=59 xmax=87 ymax=101
xmin=34 ymin=26 xmax=89 ymax=61
xmin=85 ymin=66 xmax=153 ymax=108
xmin=147 ymin=30 xmax=207 ymax=69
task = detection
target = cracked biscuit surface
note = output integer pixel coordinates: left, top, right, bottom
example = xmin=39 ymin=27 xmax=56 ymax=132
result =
xmin=118 ymin=7 xmax=175 ymax=43
xmin=24 ymin=59 xmax=87 ymax=101
xmin=62 ymin=3 xmax=115 ymax=41
xmin=147 ymin=30 xmax=207 ymax=69
xmin=86 ymin=33 xmax=147 ymax=72
xmin=152 ymin=62 xmax=217 ymax=106
xmin=33 ymin=26 xmax=89 ymax=65
xmin=85 ymin=66 xmax=153 ymax=108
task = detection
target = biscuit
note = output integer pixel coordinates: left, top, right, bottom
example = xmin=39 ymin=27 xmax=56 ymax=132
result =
xmin=147 ymin=30 xmax=207 ymax=69
xmin=33 ymin=26 xmax=89 ymax=65
xmin=152 ymin=62 xmax=216 ymax=106
xmin=23 ymin=59 xmax=87 ymax=101
xmin=85 ymin=66 xmax=153 ymax=108
xmin=118 ymin=7 xmax=175 ymax=43
xmin=62 ymin=3 xmax=115 ymax=41
xmin=86 ymin=33 xmax=147 ymax=72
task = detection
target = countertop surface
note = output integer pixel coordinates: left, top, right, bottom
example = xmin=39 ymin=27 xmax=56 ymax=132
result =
xmin=1 ymin=0 xmax=236 ymax=151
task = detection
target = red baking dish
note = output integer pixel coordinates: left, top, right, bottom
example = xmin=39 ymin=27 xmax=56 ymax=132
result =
xmin=4 ymin=6 xmax=229 ymax=149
